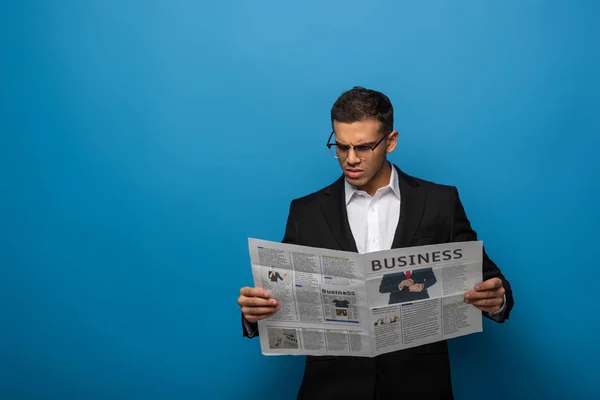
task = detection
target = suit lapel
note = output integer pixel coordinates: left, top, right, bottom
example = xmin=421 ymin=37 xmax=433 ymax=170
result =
xmin=391 ymin=167 xmax=427 ymax=248
xmin=320 ymin=176 xmax=358 ymax=253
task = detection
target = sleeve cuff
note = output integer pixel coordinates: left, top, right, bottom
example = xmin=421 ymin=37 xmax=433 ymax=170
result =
xmin=243 ymin=317 xmax=259 ymax=338
xmin=484 ymin=294 xmax=506 ymax=320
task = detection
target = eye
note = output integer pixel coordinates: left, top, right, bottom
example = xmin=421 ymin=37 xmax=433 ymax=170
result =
xmin=336 ymin=144 xmax=351 ymax=151
xmin=355 ymin=145 xmax=373 ymax=152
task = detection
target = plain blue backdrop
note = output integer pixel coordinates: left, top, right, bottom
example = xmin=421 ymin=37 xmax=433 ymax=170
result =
xmin=1 ymin=1 xmax=599 ymax=399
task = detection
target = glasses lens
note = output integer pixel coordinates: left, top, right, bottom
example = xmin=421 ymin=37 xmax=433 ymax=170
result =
xmin=329 ymin=145 xmax=339 ymax=158
xmin=354 ymin=146 xmax=372 ymax=159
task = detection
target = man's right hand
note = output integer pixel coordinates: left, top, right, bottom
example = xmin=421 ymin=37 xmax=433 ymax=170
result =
xmin=238 ymin=287 xmax=280 ymax=323
xmin=398 ymin=279 xmax=414 ymax=289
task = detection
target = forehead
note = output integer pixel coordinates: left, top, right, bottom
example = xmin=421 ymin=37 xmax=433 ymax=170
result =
xmin=333 ymin=119 xmax=382 ymax=144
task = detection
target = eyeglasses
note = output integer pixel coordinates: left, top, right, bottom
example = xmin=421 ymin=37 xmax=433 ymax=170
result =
xmin=326 ymin=130 xmax=392 ymax=159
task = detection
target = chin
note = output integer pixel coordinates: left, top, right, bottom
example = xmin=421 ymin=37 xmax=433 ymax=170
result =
xmin=345 ymin=175 xmax=370 ymax=188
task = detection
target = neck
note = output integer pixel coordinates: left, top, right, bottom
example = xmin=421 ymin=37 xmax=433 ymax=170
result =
xmin=358 ymin=161 xmax=392 ymax=196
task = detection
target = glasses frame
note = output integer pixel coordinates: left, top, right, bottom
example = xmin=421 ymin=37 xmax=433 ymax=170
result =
xmin=326 ymin=130 xmax=392 ymax=159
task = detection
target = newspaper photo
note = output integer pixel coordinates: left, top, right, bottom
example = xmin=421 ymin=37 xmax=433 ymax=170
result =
xmin=248 ymin=239 xmax=483 ymax=357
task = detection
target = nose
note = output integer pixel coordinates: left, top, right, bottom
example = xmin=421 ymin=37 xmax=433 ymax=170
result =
xmin=346 ymin=147 xmax=361 ymax=165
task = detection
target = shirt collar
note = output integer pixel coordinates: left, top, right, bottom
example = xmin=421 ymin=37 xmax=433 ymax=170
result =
xmin=344 ymin=162 xmax=401 ymax=205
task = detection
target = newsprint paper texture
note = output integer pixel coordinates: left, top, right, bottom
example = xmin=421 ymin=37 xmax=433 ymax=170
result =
xmin=249 ymin=239 xmax=483 ymax=357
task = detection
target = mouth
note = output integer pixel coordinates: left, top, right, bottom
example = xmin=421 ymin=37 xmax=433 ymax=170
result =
xmin=345 ymin=169 xmax=364 ymax=179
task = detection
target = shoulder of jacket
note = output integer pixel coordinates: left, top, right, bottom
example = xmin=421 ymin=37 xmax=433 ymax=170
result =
xmin=399 ymin=168 xmax=457 ymax=195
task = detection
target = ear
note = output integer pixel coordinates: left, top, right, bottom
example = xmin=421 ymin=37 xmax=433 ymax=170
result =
xmin=386 ymin=130 xmax=399 ymax=153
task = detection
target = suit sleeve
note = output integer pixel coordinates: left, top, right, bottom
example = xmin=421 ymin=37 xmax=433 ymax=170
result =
xmin=282 ymin=199 xmax=300 ymax=244
xmin=450 ymin=187 xmax=514 ymax=322
xmin=379 ymin=273 xmax=401 ymax=293
xmin=242 ymin=201 xmax=299 ymax=338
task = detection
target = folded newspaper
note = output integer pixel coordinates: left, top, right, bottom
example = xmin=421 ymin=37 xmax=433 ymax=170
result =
xmin=249 ymin=238 xmax=484 ymax=357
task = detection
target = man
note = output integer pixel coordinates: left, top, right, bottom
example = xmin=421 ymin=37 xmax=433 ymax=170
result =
xmin=378 ymin=267 xmax=436 ymax=304
xmin=268 ymin=266 xmax=286 ymax=282
xmin=237 ymin=87 xmax=514 ymax=399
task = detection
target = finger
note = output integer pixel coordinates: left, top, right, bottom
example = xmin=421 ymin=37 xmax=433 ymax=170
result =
xmin=242 ymin=305 xmax=280 ymax=316
xmin=238 ymin=296 xmax=279 ymax=307
xmin=477 ymin=305 xmax=501 ymax=313
xmin=464 ymin=287 xmax=505 ymax=300
xmin=467 ymin=297 xmax=504 ymax=307
xmin=474 ymin=278 xmax=502 ymax=291
xmin=245 ymin=310 xmax=278 ymax=323
xmin=240 ymin=287 xmax=271 ymax=299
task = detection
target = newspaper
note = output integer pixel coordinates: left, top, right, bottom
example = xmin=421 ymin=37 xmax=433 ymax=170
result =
xmin=248 ymin=238 xmax=484 ymax=357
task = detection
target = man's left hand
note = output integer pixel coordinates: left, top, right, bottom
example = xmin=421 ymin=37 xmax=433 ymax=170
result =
xmin=408 ymin=283 xmax=424 ymax=292
xmin=464 ymin=278 xmax=505 ymax=314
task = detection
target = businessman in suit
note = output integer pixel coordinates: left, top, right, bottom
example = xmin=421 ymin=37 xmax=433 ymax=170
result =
xmin=378 ymin=268 xmax=437 ymax=304
xmin=268 ymin=267 xmax=286 ymax=282
xmin=237 ymin=87 xmax=514 ymax=399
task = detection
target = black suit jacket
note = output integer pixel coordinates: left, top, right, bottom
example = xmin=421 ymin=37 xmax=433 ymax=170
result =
xmin=243 ymin=165 xmax=514 ymax=399
xmin=378 ymin=268 xmax=437 ymax=304
xmin=268 ymin=271 xmax=283 ymax=282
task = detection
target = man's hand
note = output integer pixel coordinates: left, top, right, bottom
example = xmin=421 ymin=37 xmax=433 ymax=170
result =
xmin=238 ymin=287 xmax=280 ymax=323
xmin=464 ymin=278 xmax=505 ymax=313
xmin=408 ymin=283 xmax=424 ymax=292
xmin=398 ymin=279 xmax=414 ymax=289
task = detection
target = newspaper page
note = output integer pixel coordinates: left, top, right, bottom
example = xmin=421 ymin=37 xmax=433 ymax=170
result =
xmin=248 ymin=238 xmax=483 ymax=357
xmin=363 ymin=241 xmax=483 ymax=356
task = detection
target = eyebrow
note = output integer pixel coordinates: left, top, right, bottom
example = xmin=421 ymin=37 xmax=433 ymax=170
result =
xmin=335 ymin=140 xmax=376 ymax=147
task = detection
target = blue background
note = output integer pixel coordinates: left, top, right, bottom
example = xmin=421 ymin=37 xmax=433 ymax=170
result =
xmin=1 ymin=1 xmax=599 ymax=399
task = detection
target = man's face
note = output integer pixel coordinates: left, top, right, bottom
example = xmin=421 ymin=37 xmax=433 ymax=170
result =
xmin=332 ymin=119 xmax=398 ymax=189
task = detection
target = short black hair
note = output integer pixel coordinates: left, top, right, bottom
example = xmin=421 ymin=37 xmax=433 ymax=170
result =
xmin=330 ymin=86 xmax=394 ymax=133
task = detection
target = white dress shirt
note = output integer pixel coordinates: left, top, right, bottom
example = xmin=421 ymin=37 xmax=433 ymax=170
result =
xmin=345 ymin=163 xmax=400 ymax=254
